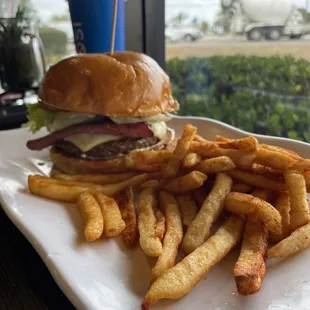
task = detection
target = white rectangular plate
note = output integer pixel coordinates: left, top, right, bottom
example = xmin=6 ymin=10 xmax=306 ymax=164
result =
xmin=1 ymin=116 xmax=310 ymax=310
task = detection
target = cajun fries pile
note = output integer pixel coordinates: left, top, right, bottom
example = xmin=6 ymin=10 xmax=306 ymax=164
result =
xmin=27 ymin=124 xmax=310 ymax=309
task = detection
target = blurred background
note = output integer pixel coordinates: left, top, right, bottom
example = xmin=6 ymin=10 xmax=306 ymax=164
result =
xmin=0 ymin=0 xmax=309 ymax=143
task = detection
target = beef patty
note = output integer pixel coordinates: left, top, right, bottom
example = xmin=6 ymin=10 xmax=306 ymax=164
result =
xmin=55 ymin=136 xmax=159 ymax=159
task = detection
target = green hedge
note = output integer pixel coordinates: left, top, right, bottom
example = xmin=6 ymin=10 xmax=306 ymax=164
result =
xmin=165 ymin=56 xmax=310 ymax=143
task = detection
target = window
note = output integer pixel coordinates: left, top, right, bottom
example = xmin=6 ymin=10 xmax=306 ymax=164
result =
xmin=164 ymin=0 xmax=310 ymax=143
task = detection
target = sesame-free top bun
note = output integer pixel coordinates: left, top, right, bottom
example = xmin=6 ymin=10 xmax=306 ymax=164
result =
xmin=38 ymin=51 xmax=179 ymax=117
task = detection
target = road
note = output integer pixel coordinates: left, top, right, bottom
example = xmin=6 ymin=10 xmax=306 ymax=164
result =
xmin=166 ymin=35 xmax=310 ymax=61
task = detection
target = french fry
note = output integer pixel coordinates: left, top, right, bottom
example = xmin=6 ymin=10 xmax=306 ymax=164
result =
xmin=231 ymin=183 xmax=253 ymax=193
xmin=284 ymin=170 xmax=310 ymax=232
xmin=138 ymin=189 xmax=163 ymax=257
xmin=117 ymin=187 xmax=138 ymax=248
xmin=305 ymin=171 xmax=310 ymax=192
xmin=28 ymin=174 xmax=148 ymax=203
xmin=141 ymin=215 xmax=244 ymax=310
xmin=255 ymin=147 xmax=296 ymax=171
xmin=133 ymin=163 xmax=163 ymax=173
xmin=290 ymin=159 xmax=310 ymax=172
xmin=94 ymin=193 xmax=125 ymax=237
xmin=216 ymin=136 xmax=258 ymax=152
xmin=182 ymin=173 xmax=232 ymax=254
xmin=214 ymin=135 xmax=231 ymax=142
xmin=225 ymin=192 xmax=282 ymax=234
xmin=227 ymin=169 xmax=286 ymax=192
xmin=234 ymin=216 xmax=268 ymax=295
xmin=127 ymin=150 xmax=172 ymax=165
xmin=194 ymin=134 xmax=207 ymax=142
xmin=260 ymin=144 xmax=300 ymax=160
xmin=140 ymin=180 xmax=161 ymax=189
xmin=250 ymin=188 xmax=274 ymax=202
xmin=154 ymin=208 xmax=166 ymax=241
xmin=190 ymin=142 xmax=255 ymax=169
xmin=268 ymin=222 xmax=310 ymax=258
xmin=215 ymin=137 xmax=300 ymax=160
xmin=164 ymin=171 xmax=207 ymax=193
xmin=270 ymin=193 xmax=291 ymax=243
xmin=77 ymin=192 xmax=104 ymax=242
xmin=28 ymin=175 xmax=110 ymax=203
xmin=162 ymin=124 xmax=197 ymax=177
xmin=151 ymin=191 xmax=183 ymax=282
xmin=182 ymin=153 xmax=201 ymax=169
xmin=250 ymin=163 xmax=283 ymax=181
xmin=53 ymin=172 xmax=138 ymax=184
xmin=177 ymin=194 xmax=198 ymax=228
xmin=195 ymin=156 xmax=236 ymax=174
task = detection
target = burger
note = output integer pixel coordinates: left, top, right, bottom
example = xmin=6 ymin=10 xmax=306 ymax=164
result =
xmin=25 ymin=51 xmax=179 ymax=174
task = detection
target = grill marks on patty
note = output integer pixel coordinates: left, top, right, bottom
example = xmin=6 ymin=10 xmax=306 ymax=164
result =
xmin=55 ymin=136 xmax=160 ymax=159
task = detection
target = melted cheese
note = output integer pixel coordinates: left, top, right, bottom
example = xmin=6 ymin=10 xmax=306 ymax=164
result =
xmin=65 ymin=134 xmax=122 ymax=152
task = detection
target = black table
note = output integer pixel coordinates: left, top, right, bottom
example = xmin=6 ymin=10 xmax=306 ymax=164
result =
xmin=0 ymin=206 xmax=75 ymax=310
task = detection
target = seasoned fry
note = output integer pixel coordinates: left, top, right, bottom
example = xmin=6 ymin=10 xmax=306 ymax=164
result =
xmin=117 ymin=187 xmax=138 ymax=248
xmin=138 ymin=189 xmax=163 ymax=257
xmin=164 ymin=171 xmax=207 ymax=193
xmin=227 ymin=169 xmax=286 ymax=192
xmin=77 ymin=192 xmax=104 ymax=242
xmin=290 ymin=159 xmax=310 ymax=172
xmin=225 ymin=192 xmax=282 ymax=234
xmin=140 ymin=180 xmax=161 ymax=189
xmin=182 ymin=173 xmax=232 ymax=254
xmin=284 ymin=170 xmax=310 ymax=232
xmin=190 ymin=142 xmax=255 ymax=169
xmin=177 ymin=194 xmax=198 ymax=228
xmin=268 ymin=222 xmax=310 ymax=258
xmin=28 ymin=175 xmax=110 ymax=203
xmin=94 ymin=193 xmax=125 ymax=237
xmin=250 ymin=164 xmax=283 ymax=181
xmin=270 ymin=193 xmax=291 ymax=243
xmin=255 ymin=147 xmax=296 ymax=171
xmin=128 ymin=150 xmax=172 ymax=165
xmin=216 ymin=136 xmax=258 ymax=152
xmin=231 ymin=183 xmax=253 ymax=193
xmin=195 ymin=156 xmax=236 ymax=174
xmin=53 ymin=172 xmax=138 ymax=184
xmin=250 ymin=188 xmax=274 ymax=202
xmin=28 ymin=174 xmax=148 ymax=203
xmin=260 ymin=144 xmax=300 ymax=160
xmin=141 ymin=215 xmax=244 ymax=309
xmin=305 ymin=171 xmax=310 ymax=192
xmin=162 ymin=124 xmax=197 ymax=177
xmin=234 ymin=216 xmax=268 ymax=295
xmin=194 ymin=134 xmax=207 ymax=142
xmin=182 ymin=153 xmax=201 ymax=169
xmin=151 ymin=192 xmax=183 ymax=282
xmin=154 ymin=208 xmax=166 ymax=241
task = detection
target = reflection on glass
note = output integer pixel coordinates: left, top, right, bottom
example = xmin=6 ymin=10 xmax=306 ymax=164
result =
xmin=165 ymin=0 xmax=310 ymax=143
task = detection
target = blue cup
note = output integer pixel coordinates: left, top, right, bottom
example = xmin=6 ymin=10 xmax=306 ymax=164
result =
xmin=68 ymin=0 xmax=125 ymax=53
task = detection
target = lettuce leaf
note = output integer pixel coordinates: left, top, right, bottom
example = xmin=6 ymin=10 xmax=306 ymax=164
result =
xmin=23 ymin=104 xmax=57 ymax=133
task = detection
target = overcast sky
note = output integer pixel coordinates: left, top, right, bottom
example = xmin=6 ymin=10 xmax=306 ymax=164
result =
xmin=5 ymin=0 xmax=309 ymax=24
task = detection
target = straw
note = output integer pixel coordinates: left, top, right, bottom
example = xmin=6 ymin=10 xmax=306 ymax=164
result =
xmin=110 ymin=0 xmax=119 ymax=55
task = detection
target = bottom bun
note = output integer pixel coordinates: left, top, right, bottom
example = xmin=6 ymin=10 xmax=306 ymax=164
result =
xmin=50 ymin=149 xmax=129 ymax=174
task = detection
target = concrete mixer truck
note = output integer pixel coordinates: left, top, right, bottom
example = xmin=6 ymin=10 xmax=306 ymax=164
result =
xmin=222 ymin=0 xmax=306 ymax=40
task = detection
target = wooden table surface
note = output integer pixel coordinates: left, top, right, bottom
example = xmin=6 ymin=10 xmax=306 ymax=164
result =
xmin=0 ymin=206 xmax=75 ymax=310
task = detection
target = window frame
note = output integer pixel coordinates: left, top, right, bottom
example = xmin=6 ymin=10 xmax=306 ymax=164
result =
xmin=125 ymin=0 xmax=165 ymax=68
